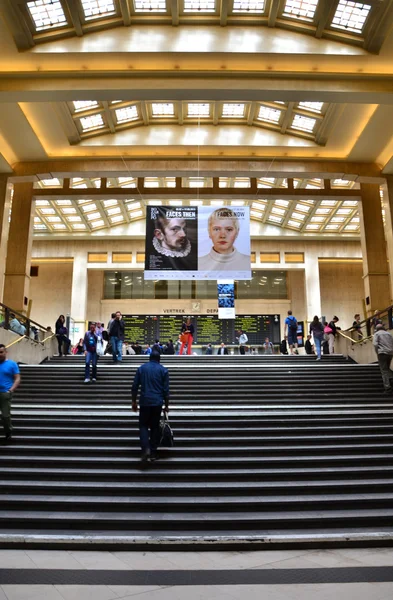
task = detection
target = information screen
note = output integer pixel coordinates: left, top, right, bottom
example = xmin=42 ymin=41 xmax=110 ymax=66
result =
xmin=158 ymin=316 xmax=185 ymax=343
xmin=121 ymin=314 xmax=281 ymax=345
xmin=123 ymin=315 xmax=157 ymax=344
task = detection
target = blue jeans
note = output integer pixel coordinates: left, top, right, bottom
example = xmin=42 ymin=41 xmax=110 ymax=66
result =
xmin=85 ymin=351 xmax=98 ymax=379
xmin=111 ymin=337 xmax=123 ymax=362
xmin=139 ymin=405 xmax=162 ymax=453
xmin=314 ymin=337 xmax=322 ymax=359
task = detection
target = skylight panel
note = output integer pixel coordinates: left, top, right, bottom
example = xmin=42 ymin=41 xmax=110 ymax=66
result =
xmin=257 ymin=106 xmax=282 ymax=124
xmin=291 ymin=212 xmax=306 ymax=220
xmin=86 ymin=211 xmax=102 ymax=221
xmin=73 ymin=101 xmax=99 ymax=112
xmin=53 ymin=224 xmax=67 ymax=230
xmin=106 ymin=207 xmax=121 ymax=215
xmin=130 ymin=210 xmax=143 ymax=218
xmin=61 ymin=208 xmax=77 ymax=214
xmin=103 ymin=200 xmax=118 ymax=207
xmin=187 ymin=103 xmax=210 ymax=117
xmin=72 ymin=224 xmax=87 ymax=230
xmin=268 ymin=215 xmax=283 ymax=224
xmin=80 ymin=114 xmax=105 ymax=132
xmin=344 ymin=224 xmax=359 ymax=230
xmin=272 ymin=207 xmax=286 ymax=216
xmin=222 ymin=104 xmax=246 ymax=117
xmin=306 ymin=224 xmax=320 ymax=230
xmin=298 ymin=101 xmax=324 ymax=113
xmin=82 ymin=203 xmax=97 ymax=212
xmin=291 ymin=114 xmax=316 ymax=132
xmin=151 ymin=103 xmax=175 ymax=117
xmin=325 ymin=224 xmax=340 ymax=230
xmin=91 ymin=220 xmax=106 ymax=228
xmin=252 ymin=202 xmax=266 ymax=211
xmin=67 ymin=216 xmax=83 ymax=222
xmin=110 ymin=215 xmax=125 ymax=223
xmin=251 ymin=210 xmax=263 ymax=219
xmin=35 ymin=200 xmax=50 ymax=207
xmin=127 ymin=202 xmax=142 ymax=210
xmin=81 ymin=0 xmax=116 ymax=20
xmin=183 ymin=0 xmax=216 ymax=12
xmin=27 ymin=0 xmax=67 ymax=32
xmin=115 ymin=106 xmax=139 ymax=123
xmin=288 ymin=220 xmax=302 ymax=228
xmin=40 ymin=208 xmax=56 ymax=215
xmin=55 ymin=200 xmax=72 ymax=206
xmin=232 ymin=0 xmax=265 ymax=13
xmin=331 ymin=1 xmax=371 ymax=33
xmin=34 ymin=224 xmax=48 ymax=230
xmin=134 ymin=0 xmax=167 ymax=11
xmin=282 ymin=0 xmax=318 ymax=20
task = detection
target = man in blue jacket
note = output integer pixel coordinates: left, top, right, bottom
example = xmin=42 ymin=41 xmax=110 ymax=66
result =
xmin=132 ymin=351 xmax=170 ymax=462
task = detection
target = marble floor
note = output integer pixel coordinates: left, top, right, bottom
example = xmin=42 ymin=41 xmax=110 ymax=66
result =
xmin=0 ymin=547 xmax=392 ymax=599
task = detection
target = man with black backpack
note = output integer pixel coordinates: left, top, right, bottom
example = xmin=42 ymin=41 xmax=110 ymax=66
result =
xmin=284 ymin=310 xmax=299 ymax=355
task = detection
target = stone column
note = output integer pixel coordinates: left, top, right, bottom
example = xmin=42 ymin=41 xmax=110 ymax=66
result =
xmin=70 ymin=250 xmax=88 ymax=322
xmin=0 ymin=176 xmax=12 ymax=302
xmin=382 ymin=177 xmax=393 ymax=303
xmin=304 ymin=254 xmax=321 ymax=323
xmin=3 ymin=182 xmax=34 ymax=313
xmin=359 ymin=183 xmax=390 ymax=315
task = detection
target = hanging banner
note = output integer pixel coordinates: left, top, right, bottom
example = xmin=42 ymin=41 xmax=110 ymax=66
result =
xmin=217 ymin=279 xmax=235 ymax=320
xmin=144 ymin=205 xmax=251 ymax=281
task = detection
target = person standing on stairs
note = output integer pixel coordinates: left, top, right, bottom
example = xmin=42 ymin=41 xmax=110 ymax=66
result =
xmin=132 ymin=350 xmax=170 ymax=462
xmin=373 ymin=323 xmax=393 ymax=395
xmin=284 ymin=310 xmax=299 ymax=355
xmin=0 ymin=344 xmax=20 ymax=441
xmin=109 ymin=311 xmax=125 ymax=363
xmin=84 ymin=323 xmax=99 ymax=384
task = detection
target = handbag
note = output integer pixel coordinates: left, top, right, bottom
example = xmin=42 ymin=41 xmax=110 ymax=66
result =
xmin=159 ymin=411 xmax=174 ymax=447
xmin=180 ymin=332 xmax=189 ymax=344
xmin=324 ymin=326 xmax=333 ymax=334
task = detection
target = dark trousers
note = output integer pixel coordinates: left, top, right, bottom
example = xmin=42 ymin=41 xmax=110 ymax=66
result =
xmin=85 ymin=351 xmax=98 ymax=380
xmin=57 ymin=335 xmax=70 ymax=355
xmin=0 ymin=392 xmax=12 ymax=436
xmin=139 ymin=406 xmax=162 ymax=452
xmin=378 ymin=353 xmax=393 ymax=390
xmin=239 ymin=346 xmax=245 ymax=355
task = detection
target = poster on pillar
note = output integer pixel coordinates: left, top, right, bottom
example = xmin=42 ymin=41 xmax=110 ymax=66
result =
xmin=144 ymin=205 xmax=251 ymax=280
xmin=217 ymin=280 xmax=235 ymax=320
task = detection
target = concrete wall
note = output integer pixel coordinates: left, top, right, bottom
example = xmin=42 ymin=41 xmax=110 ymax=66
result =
xmin=0 ymin=329 xmax=57 ymax=364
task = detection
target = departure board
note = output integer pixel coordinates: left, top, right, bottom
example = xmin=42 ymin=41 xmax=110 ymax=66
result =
xmin=158 ymin=315 xmax=186 ymax=343
xmin=195 ymin=315 xmax=222 ymax=345
xmin=123 ymin=315 xmax=157 ymax=344
xmin=121 ymin=314 xmax=281 ymax=345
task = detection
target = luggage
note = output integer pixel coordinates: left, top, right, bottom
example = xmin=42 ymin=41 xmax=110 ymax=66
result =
xmin=280 ymin=339 xmax=288 ymax=355
xmin=159 ymin=411 xmax=174 ymax=447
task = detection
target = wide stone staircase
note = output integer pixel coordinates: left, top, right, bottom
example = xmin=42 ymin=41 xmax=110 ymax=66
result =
xmin=1 ymin=353 xmax=393 ymax=549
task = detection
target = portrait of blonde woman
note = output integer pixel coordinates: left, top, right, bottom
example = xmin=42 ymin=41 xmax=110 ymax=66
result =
xmin=198 ymin=207 xmax=250 ymax=272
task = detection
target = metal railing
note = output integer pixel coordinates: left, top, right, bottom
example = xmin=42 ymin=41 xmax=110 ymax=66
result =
xmin=340 ymin=305 xmax=393 ymax=345
xmin=0 ymin=302 xmax=54 ymax=348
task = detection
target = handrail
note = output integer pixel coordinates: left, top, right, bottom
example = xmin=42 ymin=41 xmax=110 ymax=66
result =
xmin=0 ymin=301 xmax=51 ymax=341
xmin=342 ymin=303 xmax=393 ymax=339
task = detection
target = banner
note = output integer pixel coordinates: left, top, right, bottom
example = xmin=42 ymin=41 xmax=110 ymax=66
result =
xmin=144 ymin=205 xmax=251 ymax=280
xmin=217 ymin=279 xmax=235 ymax=320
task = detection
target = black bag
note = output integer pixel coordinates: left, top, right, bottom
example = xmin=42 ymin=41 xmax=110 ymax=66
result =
xmin=102 ymin=330 xmax=109 ymax=342
xmin=159 ymin=411 xmax=174 ymax=447
xmin=280 ymin=339 xmax=288 ymax=355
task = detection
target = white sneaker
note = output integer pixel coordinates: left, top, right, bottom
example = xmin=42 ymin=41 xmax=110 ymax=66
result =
xmin=316 ymin=357 xmax=321 ymax=361
xmin=84 ymin=378 xmax=90 ymax=383
xmin=92 ymin=378 xmax=97 ymax=382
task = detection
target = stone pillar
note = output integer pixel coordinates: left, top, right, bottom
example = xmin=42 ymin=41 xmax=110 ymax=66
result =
xmin=359 ymin=183 xmax=390 ymax=315
xmin=0 ymin=176 xmax=12 ymax=302
xmin=382 ymin=177 xmax=393 ymax=303
xmin=304 ymin=254 xmax=322 ymax=323
xmin=70 ymin=250 xmax=88 ymax=322
xmin=3 ymin=182 xmax=34 ymax=313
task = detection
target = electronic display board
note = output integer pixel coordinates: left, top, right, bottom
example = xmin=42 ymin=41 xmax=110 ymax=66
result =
xmin=121 ymin=314 xmax=281 ymax=346
xmin=123 ymin=315 xmax=157 ymax=344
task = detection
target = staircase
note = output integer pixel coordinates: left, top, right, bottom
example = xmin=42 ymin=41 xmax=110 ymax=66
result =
xmin=1 ymin=354 xmax=393 ymax=549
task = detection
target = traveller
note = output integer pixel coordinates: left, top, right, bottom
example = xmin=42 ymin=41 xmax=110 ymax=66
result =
xmin=251 ymin=347 xmax=258 ymax=355
xmin=109 ymin=311 xmax=125 ymax=363
xmin=326 ymin=316 xmax=340 ymax=354
xmin=305 ymin=335 xmax=313 ymax=355
xmin=310 ymin=315 xmax=324 ymax=361
xmin=284 ymin=310 xmax=299 ymax=355
xmin=198 ymin=208 xmax=250 ymax=272
xmin=55 ymin=315 xmax=71 ymax=356
xmin=372 ymin=310 xmax=382 ymax=332
xmin=9 ymin=314 xmax=26 ymax=336
xmin=205 ymin=343 xmax=213 ymax=355
xmin=163 ymin=339 xmax=175 ymax=355
xmin=84 ymin=323 xmax=98 ymax=383
xmin=144 ymin=344 xmax=152 ymax=355
xmin=95 ymin=322 xmax=105 ymax=356
xmin=126 ymin=342 xmax=136 ymax=355
xmin=263 ymin=337 xmax=273 ymax=355
xmin=147 ymin=209 xmax=197 ymax=271
xmin=373 ymin=323 xmax=393 ymax=395
xmin=352 ymin=314 xmax=363 ymax=341
xmin=152 ymin=339 xmax=163 ymax=354
xmin=236 ymin=329 xmax=248 ymax=355
xmin=179 ymin=318 xmax=194 ymax=356
xmin=217 ymin=343 xmax=229 ymax=355
xmin=107 ymin=312 xmax=116 ymax=331
xmin=134 ymin=341 xmax=143 ymax=355
xmin=73 ymin=338 xmax=85 ymax=355
xmin=0 ymin=344 xmax=20 ymax=441
xmin=132 ymin=350 xmax=170 ymax=462
xmin=175 ymin=335 xmax=182 ymax=354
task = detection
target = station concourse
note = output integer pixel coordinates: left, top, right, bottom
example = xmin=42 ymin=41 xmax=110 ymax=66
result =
xmin=2 ymin=0 xmax=393 ymax=597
